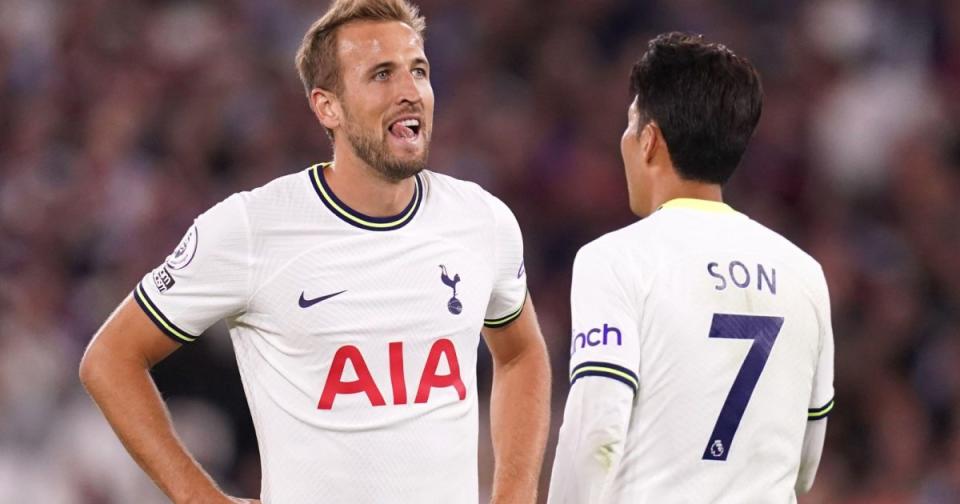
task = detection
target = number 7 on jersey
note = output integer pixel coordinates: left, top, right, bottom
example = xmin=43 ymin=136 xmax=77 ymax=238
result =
xmin=703 ymin=313 xmax=784 ymax=461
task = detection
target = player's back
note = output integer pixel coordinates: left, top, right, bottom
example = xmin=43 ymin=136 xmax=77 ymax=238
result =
xmin=581 ymin=200 xmax=831 ymax=503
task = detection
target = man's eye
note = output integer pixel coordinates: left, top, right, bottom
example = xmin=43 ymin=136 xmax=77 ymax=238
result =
xmin=413 ymin=68 xmax=427 ymax=78
xmin=375 ymin=70 xmax=389 ymax=80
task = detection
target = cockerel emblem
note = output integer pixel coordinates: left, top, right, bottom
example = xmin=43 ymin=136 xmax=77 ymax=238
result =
xmin=439 ymin=265 xmax=462 ymax=315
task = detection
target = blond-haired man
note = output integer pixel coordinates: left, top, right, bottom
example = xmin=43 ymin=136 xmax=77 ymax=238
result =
xmin=80 ymin=1 xmax=550 ymax=502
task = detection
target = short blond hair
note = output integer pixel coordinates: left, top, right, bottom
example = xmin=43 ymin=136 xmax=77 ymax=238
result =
xmin=295 ymin=0 xmax=426 ymax=96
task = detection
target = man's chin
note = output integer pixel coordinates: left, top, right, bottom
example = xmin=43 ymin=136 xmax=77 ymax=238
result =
xmin=384 ymin=146 xmax=429 ymax=175
xmin=376 ymin=162 xmax=425 ymax=182
xmin=346 ymin=131 xmax=429 ymax=181
xmin=375 ymin=151 xmax=428 ymax=182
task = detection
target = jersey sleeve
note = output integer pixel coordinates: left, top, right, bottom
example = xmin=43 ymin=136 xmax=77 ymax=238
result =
xmin=807 ymin=269 xmax=835 ymax=420
xmin=548 ymin=377 xmax=634 ymax=504
xmin=568 ymin=241 xmax=642 ymax=396
xmin=133 ymin=194 xmax=252 ymax=343
xmin=483 ymin=196 xmax=527 ymax=328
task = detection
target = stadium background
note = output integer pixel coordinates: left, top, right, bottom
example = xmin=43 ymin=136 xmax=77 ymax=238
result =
xmin=2 ymin=0 xmax=959 ymax=502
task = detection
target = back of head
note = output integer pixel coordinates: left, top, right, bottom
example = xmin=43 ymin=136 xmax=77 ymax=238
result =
xmin=630 ymin=32 xmax=763 ymax=185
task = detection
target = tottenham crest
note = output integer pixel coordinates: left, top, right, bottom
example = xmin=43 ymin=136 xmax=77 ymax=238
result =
xmin=439 ymin=265 xmax=462 ymax=315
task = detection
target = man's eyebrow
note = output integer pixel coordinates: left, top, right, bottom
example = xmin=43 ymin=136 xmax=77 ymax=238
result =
xmin=367 ymin=61 xmax=397 ymax=73
xmin=366 ymin=57 xmax=429 ymax=74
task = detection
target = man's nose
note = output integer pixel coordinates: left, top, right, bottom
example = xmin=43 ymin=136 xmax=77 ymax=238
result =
xmin=395 ymin=71 xmax=423 ymax=105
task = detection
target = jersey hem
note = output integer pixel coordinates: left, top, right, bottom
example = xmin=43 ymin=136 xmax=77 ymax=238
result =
xmin=133 ymin=283 xmax=199 ymax=343
xmin=483 ymin=292 xmax=527 ymax=328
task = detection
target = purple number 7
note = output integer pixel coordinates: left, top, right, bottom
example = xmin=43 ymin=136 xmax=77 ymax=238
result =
xmin=702 ymin=313 xmax=784 ymax=461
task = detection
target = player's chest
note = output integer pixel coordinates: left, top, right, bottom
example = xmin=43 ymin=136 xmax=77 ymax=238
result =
xmin=251 ymin=233 xmax=493 ymax=340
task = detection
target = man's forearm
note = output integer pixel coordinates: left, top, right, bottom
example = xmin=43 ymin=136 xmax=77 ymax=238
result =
xmin=796 ymin=419 xmax=827 ymax=494
xmin=547 ymin=379 xmax=633 ymax=504
xmin=489 ymin=344 xmax=551 ymax=503
xmin=80 ymin=348 xmax=225 ymax=504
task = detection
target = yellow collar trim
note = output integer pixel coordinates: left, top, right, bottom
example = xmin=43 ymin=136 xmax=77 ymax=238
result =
xmin=309 ymin=163 xmax=423 ymax=231
xmin=658 ymin=198 xmax=736 ymax=214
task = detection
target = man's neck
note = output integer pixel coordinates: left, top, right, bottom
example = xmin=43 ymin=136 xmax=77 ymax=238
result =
xmin=650 ymin=177 xmax=723 ymax=211
xmin=325 ymin=147 xmax=417 ymax=217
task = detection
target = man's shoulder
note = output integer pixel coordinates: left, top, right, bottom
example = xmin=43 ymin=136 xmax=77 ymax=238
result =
xmin=422 ymin=170 xmax=514 ymax=220
xmin=234 ymin=166 xmax=313 ymax=209
xmin=652 ymin=208 xmax=824 ymax=275
xmin=193 ymin=167 xmax=316 ymax=243
xmin=736 ymin=216 xmax=824 ymax=276
xmin=578 ymin=218 xmax=658 ymax=255
xmin=575 ymin=222 xmax=649 ymax=270
xmin=423 ymin=170 xmax=495 ymax=199
xmin=709 ymin=213 xmax=828 ymax=300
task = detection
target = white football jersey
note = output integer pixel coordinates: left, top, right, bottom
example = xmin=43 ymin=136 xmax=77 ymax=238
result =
xmin=558 ymin=198 xmax=833 ymax=503
xmin=134 ymin=163 xmax=527 ymax=504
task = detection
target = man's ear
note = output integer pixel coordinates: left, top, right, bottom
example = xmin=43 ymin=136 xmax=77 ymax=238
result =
xmin=310 ymin=88 xmax=342 ymax=131
xmin=640 ymin=122 xmax=659 ymax=164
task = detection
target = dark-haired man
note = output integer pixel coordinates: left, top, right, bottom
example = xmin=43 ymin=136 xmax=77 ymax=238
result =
xmin=548 ymin=32 xmax=833 ymax=503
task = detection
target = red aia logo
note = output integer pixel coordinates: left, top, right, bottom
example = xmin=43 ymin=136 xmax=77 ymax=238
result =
xmin=318 ymin=338 xmax=466 ymax=410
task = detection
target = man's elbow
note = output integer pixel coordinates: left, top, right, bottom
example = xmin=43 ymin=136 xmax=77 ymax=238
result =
xmin=79 ymin=338 xmax=126 ymax=394
xmin=78 ymin=340 xmax=104 ymax=392
xmin=496 ymin=336 xmax=550 ymax=375
xmin=523 ymin=333 xmax=551 ymax=369
xmin=527 ymin=338 xmax=551 ymax=371
xmin=515 ymin=341 xmax=551 ymax=388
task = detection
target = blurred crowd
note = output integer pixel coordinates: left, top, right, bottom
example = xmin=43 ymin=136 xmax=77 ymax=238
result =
xmin=2 ymin=0 xmax=960 ymax=502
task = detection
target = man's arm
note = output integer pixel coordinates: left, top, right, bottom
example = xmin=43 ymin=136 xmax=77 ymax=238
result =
xmin=547 ymin=377 xmax=633 ymax=504
xmin=796 ymin=418 xmax=827 ymax=493
xmin=796 ymin=268 xmax=834 ymax=494
xmin=482 ymin=295 xmax=551 ymax=504
xmin=546 ymin=240 xmax=642 ymax=503
xmin=79 ymin=295 xmax=256 ymax=504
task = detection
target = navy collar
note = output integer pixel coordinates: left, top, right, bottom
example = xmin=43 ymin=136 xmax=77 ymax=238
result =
xmin=308 ymin=163 xmax=423 ymax=231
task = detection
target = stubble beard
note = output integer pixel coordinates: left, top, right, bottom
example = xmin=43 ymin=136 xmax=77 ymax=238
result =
xmin=342 ymin=109 xmax=430 ymax=183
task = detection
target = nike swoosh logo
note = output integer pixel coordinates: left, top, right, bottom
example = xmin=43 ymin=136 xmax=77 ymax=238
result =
xmin=298 ymin=290 xmax=346 ymax=308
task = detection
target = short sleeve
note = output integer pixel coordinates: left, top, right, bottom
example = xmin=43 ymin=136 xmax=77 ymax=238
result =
xmin=568 ymin=242 xmax=642 ymax=396
xmin=483 ymin=197 xmax=527 ymax=328
xmin=808 ymin=270 xmax=835 ymax=420
xmin=133 ymin=194 xmax=251 ymax=343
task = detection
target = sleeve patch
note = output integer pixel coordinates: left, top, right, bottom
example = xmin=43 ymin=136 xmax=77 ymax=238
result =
xmin=570 ymin=361 xmax=639 ymax=396
xmin=152 ymin=266 xmax=176 ymax=293
xmin=165 ymin=225 xmax=199 ymax=270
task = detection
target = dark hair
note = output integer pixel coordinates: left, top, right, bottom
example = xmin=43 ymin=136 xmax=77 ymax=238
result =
xmin=629 ymin=32 xmax=763 ymax=184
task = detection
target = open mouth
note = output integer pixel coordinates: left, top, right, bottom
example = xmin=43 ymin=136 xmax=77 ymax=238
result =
xmin=388 ymin=118 xmax=422 ymax=141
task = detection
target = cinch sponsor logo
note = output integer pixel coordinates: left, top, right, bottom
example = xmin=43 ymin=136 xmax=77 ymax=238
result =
xmin=571 ymin=324 xmax=621 ymax=354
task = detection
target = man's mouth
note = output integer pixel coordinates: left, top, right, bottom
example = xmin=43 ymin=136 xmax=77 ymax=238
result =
xmin=388 ymin=118 xmax=422 ymax=140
